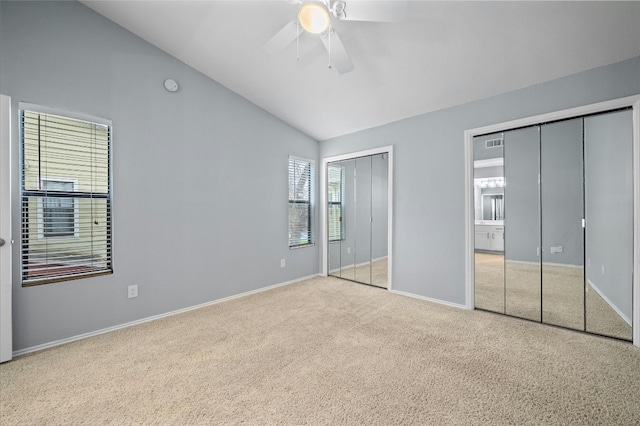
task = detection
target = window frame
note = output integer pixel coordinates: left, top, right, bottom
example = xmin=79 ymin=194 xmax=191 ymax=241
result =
xmin=37 ymin=177 xmax=80 ymax=239
xmin=288 ymin=155 xmax=315 ymax=249
xmin=19 ymin=102 xmax=113 ymax=286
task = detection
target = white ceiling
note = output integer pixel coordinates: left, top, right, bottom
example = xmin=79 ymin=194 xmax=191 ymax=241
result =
xmin=81 ymin=1 xmax=640 ymax=141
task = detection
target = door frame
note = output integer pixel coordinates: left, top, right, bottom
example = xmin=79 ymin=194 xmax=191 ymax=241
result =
xmin=464 ymin=94 xmax=640 ymax=347
xmin=0 ymin=94 xmax=12 ymax=362
xmin=320 ymin=146 xmax=393 ymax=290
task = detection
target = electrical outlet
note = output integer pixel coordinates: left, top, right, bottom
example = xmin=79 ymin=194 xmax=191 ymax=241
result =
xmin=601 ymin=265 xmax=605 ymax=276
xmin=128 ymin=285 xmax=138 ymax=299
xmin=280 ymin=259 xmax=286 ymax=268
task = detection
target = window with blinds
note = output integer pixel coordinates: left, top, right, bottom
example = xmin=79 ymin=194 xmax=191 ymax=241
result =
xmin=21 ymin=108 xmax=112 ymax=286
xmin=327 ymin=164 xmax=344 ymax=242
xmin=288 ymin=156 xmax=315 ymax=248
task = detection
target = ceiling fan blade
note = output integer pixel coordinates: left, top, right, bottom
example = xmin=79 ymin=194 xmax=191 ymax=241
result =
xmin=262 ymin=20 xmax=303 ymax=56
xmin=338 ymin=0 xmax=407 ymax=22
xmin=320 ymin=30 xmax=354 ymax=74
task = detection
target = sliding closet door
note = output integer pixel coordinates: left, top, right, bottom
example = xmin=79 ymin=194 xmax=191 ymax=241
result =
xmin=540 ymin=118 xmax=585 ymax=330
xmin=328 ymin=161 xmax=344 ymax=279
xmin=328 ymin=153 xmax=389 ymax=287
xmin=371 ymin=153 xmax=389 ymax=288
xmin=504 ymin=126 xmax=541 ymax=321
xmin=584 ymin=110 xmax=633 ymax=341
xmin=340 ymin=159 xmax=357 ymax=280
xmin=473 ymin=133 xmax=505 ymax=313
xmin=354 ymin=156 xmax=372 ymax=285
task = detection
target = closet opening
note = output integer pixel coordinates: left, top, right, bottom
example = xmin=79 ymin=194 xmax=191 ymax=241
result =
xmin=464 ymin=96 xmax=640 ymax=347
xmin=321 ymin=146 xmax=393 ymax=290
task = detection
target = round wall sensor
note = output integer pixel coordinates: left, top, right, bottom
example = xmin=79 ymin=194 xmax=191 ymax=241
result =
xmin=164 ymin=79 xmax=179 ymax=92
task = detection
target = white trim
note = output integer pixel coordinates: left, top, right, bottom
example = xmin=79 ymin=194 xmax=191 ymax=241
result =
xmin=464 ymin=94 xmax=640 ymax=348
xmin=504 ymin=259 xmax=583 ymax=269
xmin=633 ymin=99 xmax=640 ymax=347
xmin=0 ymin=95 xmax=12 ymax=363
xmin=13 ymin=273 xmax=320 ymax=357
xmin=587 ymin=279 xmax=632 ymax=327
xmin=390 ymin=289 xmax=467 ymax=310
xmin=321 ymin=146 xmax=393 ymax=291
xmin=474 ymin=158 xmax=504 ymax=168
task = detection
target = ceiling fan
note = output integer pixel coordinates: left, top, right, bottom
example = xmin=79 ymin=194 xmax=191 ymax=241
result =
xmin=262 ymin=0 xmax=407 ymax=74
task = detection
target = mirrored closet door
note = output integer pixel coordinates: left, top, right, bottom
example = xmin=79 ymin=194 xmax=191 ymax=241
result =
xmin=474 ymin=109 xmax=634 ymax=341
xmin=328 ymin=153 xmax=388 ymax=288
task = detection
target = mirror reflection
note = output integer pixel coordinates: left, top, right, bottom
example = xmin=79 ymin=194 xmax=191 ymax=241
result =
xmin=328 ymin=153 xmax=388 ymax=288
xmin=540 ymin=119 xmax=584 ymax=330
xmin=474 ymin=108 xmax=634 ymax=342
xmin=473 ymin=133 xmax=505 ymax=314
xmin=584 ymin=110 xmax=633 ymax=341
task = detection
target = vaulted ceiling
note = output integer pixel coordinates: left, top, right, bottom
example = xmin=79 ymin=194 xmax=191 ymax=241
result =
xmin=81 ymin=1 xmax=640 ymax=141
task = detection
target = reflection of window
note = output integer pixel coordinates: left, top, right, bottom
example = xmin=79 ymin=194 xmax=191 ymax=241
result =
xmin=288 ymin=156 xmax=315 ymax=248
xmin=327 ymin=164 xmax=344 ymax=242
xmin=41 ymin=179 xmax=77 ymax=238
xmin=21 ymin=107 xmax=113 ymax=286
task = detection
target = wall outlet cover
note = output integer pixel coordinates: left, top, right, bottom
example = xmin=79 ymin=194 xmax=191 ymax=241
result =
xmin=128 ymin=285 xmax=138 ymax=298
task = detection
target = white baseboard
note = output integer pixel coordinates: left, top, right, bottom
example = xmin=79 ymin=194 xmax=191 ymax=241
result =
xmin=505 ymin=259 xmax=583 ymax=269
xmin=13 ymin=273 xmax=320 ymax=357
xmin=389 ymin=289 xmax=468 ymax=310
xmin=587 ymin=279 xmax=632 ymax=326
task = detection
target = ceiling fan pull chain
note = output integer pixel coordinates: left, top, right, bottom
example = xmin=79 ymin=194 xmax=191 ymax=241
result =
xmin=328 ymin=26 xmax=332 ymax=69
xmin=296 ymin=21 xmax=300 ymax=61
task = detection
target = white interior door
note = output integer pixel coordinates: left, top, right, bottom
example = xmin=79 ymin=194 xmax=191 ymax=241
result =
xmin=0 ymin=94 xmax=13 ymax=363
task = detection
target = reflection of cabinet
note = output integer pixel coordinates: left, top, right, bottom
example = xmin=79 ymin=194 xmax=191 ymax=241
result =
xmin=475 ymin=225 xmax=504 ymax=251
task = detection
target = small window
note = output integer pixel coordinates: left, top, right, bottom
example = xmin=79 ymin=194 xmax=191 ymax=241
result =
xmin=288 ymin=156 xmax=315 ymax=248
xmin=327 ymin=164 xmax=345 ymax=242
xmin=21 ymin=106 xmax=113 ymax=285
xmin=40 ymin=179 xmax=78 ymax=238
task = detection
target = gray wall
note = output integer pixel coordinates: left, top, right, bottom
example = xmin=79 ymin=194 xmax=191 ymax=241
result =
xmin=585 ymin=110 xmax=633 ymax=322
xmin=320 ymin=55 xmax=640 ymax=305
xmin=1 ymin=1 xmax=319 ymax=351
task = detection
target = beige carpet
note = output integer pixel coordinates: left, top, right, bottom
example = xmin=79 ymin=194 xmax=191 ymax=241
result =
xmin=475 ymin=252 xmax=632 ymax=340
xmin=2 ymin=275 xmax=640 ymax=425
xmin=330 ymin=257 xmax=388 ymax=288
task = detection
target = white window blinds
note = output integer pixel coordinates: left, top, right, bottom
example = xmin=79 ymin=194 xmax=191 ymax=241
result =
xmin=21 ymin=109 xmax=113 ymax=285
xmin=288 ymin=156 xmax=315 ymax=248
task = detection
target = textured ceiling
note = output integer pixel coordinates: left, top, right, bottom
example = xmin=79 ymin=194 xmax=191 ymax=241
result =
xmin=81 ymin=1 xmax=640 ymax=141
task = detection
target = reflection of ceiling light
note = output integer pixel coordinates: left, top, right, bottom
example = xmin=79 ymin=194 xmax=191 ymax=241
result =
xmin=298 ymin=2 xmax=331 ymax=34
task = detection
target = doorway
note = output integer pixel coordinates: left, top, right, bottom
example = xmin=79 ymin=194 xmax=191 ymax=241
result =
xmin=321 ymin=146 xmax=393 ymax=289
xmin=0 ymin=94 xmax=13 ymax=363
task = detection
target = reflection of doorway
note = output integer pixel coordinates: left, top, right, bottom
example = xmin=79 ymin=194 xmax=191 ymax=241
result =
xmin=321 ymin=146 xmax=393 ymax=290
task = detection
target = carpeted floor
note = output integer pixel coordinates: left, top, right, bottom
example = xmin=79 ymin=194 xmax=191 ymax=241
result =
xmin=475 ymin=252 xmax=632 ymax=340
xmin=1 ymin=275 xmax=639 ymax=425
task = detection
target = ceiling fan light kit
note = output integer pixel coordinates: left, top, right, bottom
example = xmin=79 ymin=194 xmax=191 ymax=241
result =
xmin=297 ymin=2 xmax=330 ymax=34
xmin=263 ymin=0 xmax=407 ymax=75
